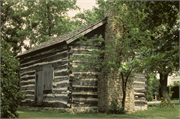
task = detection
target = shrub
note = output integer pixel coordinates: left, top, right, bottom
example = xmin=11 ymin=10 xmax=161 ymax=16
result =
xmin=1 ymin=40 xmax=24 ymax=118
xmin=147 ymin=73 xmax=160 ymax=101
xmin=160 ymin=97 xmax=175 ymax=108
xmin=160 ymin=97 xmax=168 ymax=107
xmin=107 ymin=98 xmax=127 ymax=114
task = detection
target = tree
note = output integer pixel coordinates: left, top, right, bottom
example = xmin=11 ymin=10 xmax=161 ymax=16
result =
xmin=68 ymin=0 xmax=147 ymax=112
xmin=69 ymin=0 xmax=179 ymax=112
xmin=72 ymin=4 xmax=104 ymax=25
xmin=1 ymin=39 xmax=24 ymax=118
xmin=1 ymin=1 xmax=30 ymax=56
xmin=22 ymin=0 xmax=80 ymax=49
xmin=134 ymin=1 xmax=179 ymax=105
xmin=146 ymin=73 xmax=160 ymax=101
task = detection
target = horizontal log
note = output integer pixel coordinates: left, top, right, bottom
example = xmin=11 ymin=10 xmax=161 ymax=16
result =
xmin=70 ymin=95 xmax=98 ymax=99
xmin=134 ymin=97 xmax=146 ymax=101
xmin=134 ymin=81 xmax=145 ymax=84
xmin=134 ymin=88 xmax=147 ymax=93
xmin=70 ymin=72 xmax=100 ymax=76
xmin=71 ymin=92 xmax=97 ymax=95
xmin=72 ymin=80 xmax=97 ymax=86
xmin=69 ymin=74 xmax=98 ymax=79
xmin=54 ymin=69 xmax=68 ymax=76
xmin=69 ymin=65 xmax=101 ymax=72
xmin=72 ymin=88 xmax=97 ymax=93
xmin=54 ymin=76 xmax=69 ymax=82
xmin=134 ymin=101 xmax=147 ymax=106
xmin=54 ymin=64 xmax=68 ymax=70
xmin=134 ymin=92 xmax=145 ymax=97
xmin=20 ymin=66 xmax=43 ymax=74
xmin=52 ymin=87 xmax=69 ymax=94
xmin=21 ymin=52 xmax=68 ymax=68
xmin=21 ymin=99 xmax=34 ymax=102
xmin=134 ymin=78 xmax=146 ymax=82
xmin=43 ymin=100 xmax=68 ymax=105
xmin=21 ymin=74 xmax=35 ymax=79
xmin=73 ymin=85 xmax=97 ymax=88
xmin=20 ymin=58 xmax=68 ymax=70
xmin=20 ymin=79 xmax=35 ymax=85
xmin=72 ymin=98 xmax=98 ymax=102
xmin=20 ymin=46 xmax=67 ymax=63
xmin=43 ymin=94 xmax=68 ymax=97
xmin=134 ymin=82 xmax=146 ymax=88
xmin=20 ymin=70 xmax=35 ymax=76
xmin=134 ymin=74 xmax=146 ymax=78
xmin=71 ymin=103 xmax=98 ymax=107
xmin=53 ymin=80 xmax=69 ymax=87
xmin=53 ymin=87 xmax=68 ymax=91
xmin=21 ymin=90 xmax=35 ymax=94
xmin=25 ymin=94 xmax=34 ymax=97
xmin=20 ymin=84 xmax=35 ymax=90
xmin=44 ymin=96 xmax=69 ymax=101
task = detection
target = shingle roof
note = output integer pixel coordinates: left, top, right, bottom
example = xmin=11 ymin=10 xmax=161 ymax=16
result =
xmin=16 ymin=17 xmax=107 ymax=58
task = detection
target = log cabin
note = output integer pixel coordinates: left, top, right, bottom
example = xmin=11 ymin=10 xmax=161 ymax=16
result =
xmin=16 ymin=7 xmax=147 ymax=113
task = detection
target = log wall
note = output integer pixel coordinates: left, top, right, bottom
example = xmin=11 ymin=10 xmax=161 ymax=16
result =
xmin=20 ymin=43 xmax=70 ymax=108
xmin=68 ymin=25 xmax=105 ymax=111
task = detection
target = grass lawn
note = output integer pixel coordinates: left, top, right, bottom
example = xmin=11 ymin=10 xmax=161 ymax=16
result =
xmin=17 ymin=104 xmax=180 ymax=118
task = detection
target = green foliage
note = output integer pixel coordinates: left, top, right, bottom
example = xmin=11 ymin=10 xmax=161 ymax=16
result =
xmin=1 ymin=40 xmax=25 ymax=118
xmin=72 ymin=1 xmax=104 ymax=25
xmin=147 ymin=73 xmax=160 ymax=101
xmin=19 ymin=0 xmax=80 ymax=49
xmin=160 ymin=97 xmax=168 ymax=108
xmin=107 ymin=98 xmax=127 ymax=114
xmin=1 ymin=1 xmax=30 ymax=56
xmin=69 ymin=0 xmax=179 ymax=113
xmin=168 ymin=90 xmax=174 ymax=99
xmin=168 ymin=81 xmax=180 ymax=88
xmin=160 ymin=97 xmax=175 ymax=108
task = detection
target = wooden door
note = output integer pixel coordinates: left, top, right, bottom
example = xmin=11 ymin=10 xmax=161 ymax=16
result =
xmin=43 ymin=64 xmax=53 ymax=90
xmin=35 ymin=70 xmax=43 ymax=105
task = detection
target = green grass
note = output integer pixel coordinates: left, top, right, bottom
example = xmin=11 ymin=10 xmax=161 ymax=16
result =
xmin=17 ymin=105 xmax=180 ymax=118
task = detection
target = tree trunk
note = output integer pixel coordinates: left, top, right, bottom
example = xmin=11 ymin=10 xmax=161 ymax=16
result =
xmin=121 ymin=72 xmax=126 ymax=112
xmin=122 ymin=87 xmax=126 ymax=111
xmin=159 ymin=72 xmax=171 ymax=105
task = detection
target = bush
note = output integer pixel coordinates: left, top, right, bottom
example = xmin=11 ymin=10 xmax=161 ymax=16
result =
xmin=147 ymin=73 xmax=160 ymax=101
xmin=160 ymin=97 xmax=175 ymax=108
xmin=1 ymin=40 xmax=24 ymax=118
xmin=107 ymin=98 xmax=127 ymax=114
xmin=160 ymin=97 xmax=168 ymax=107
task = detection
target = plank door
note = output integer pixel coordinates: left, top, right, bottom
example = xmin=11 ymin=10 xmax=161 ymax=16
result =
xmin=35 ymin=70 xmax=43 ymax=105
xmin=43 ymin=64 xmax=53 ymax=90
